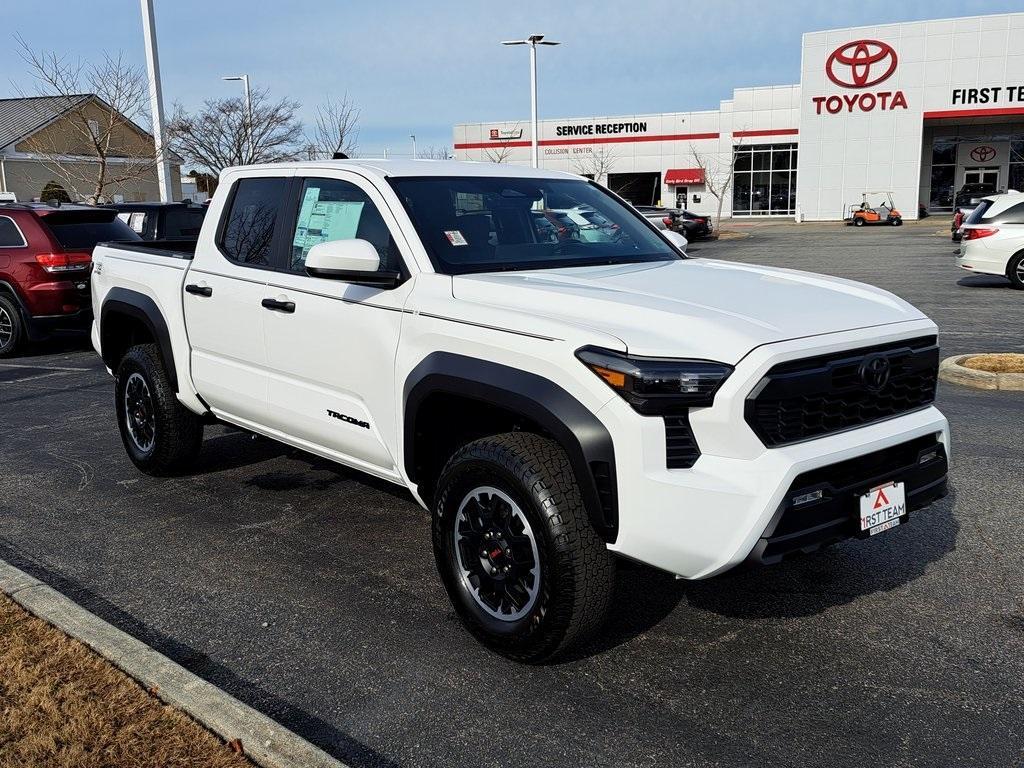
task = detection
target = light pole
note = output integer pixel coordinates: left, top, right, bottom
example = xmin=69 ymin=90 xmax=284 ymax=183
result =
xmin=139 ymin=0 xmax=172 ymax=201
xmin=222 ymin=74 xmax=252 ymax=162
xmin=501 ymin=34 xmax=561 ymax=168
xmin=410 ymin=134 xmax=417 ymax=159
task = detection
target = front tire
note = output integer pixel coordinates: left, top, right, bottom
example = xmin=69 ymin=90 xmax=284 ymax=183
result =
xmin=854 ymin=217 xmax=865 ymax=227
xmin=114 ymin=344 xmax=203 ymax=475
xmin=891 ymin=217 xmax=903 ymax=226
xmin=432 ymin=432 xmax=615 ymax=663
xmin=1008 ymin=252 xmax=1024 ymax=290
xmin=0 ymin=294 xmax=24 ymax=358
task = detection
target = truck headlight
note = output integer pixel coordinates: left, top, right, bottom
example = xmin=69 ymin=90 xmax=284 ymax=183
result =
xmin=576 ymin=346 xmax=732 ymax=415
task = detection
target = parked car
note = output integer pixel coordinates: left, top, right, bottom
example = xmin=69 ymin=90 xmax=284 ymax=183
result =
xmin=635 ymin=206 xmax=712 ymax=240
xmin=91 ymin=160 xmax=948 ymax=662
xmin=954 ymin=182 xmax=1000 ymax=209
xmin=111 ymin=201 xmax=207 ymax=241
xmin=0 ymin=202 xmax=139 ymax=356
xmin=956 ymin=190 xmax=1024 ymax=288
xmin=673 ymin=210 xmax=714 ymax=240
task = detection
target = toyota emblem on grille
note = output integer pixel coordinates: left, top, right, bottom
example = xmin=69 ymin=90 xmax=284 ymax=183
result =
xmin=859 ymin=354 xmax=891 ymax=392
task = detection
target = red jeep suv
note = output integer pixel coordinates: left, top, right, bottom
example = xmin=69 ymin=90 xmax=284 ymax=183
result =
xmin=0 ymin=203 xmax=139 ymax=357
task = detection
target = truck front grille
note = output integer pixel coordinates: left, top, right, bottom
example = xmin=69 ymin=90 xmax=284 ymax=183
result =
xmin=745 ymin=336 xmax=939 ymax=448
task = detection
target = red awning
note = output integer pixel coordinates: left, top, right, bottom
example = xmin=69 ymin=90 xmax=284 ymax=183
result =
xmin=664 ymin=168 xmax=704 ymax=185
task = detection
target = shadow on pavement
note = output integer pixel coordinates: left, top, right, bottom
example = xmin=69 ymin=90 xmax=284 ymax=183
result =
xmin=0 ymin=543 xmax=404 ymax=768
xmin=957 ymin=275 xmax=1012 ymax=289
xmin=566 ymin=486 xmax=958 ymax=659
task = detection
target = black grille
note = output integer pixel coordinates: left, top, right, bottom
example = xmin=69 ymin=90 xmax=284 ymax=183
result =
xmin=665 ymin=414 xmax=701 ymax=468
xmin=746 ymin=336 xmax=939 ymax=448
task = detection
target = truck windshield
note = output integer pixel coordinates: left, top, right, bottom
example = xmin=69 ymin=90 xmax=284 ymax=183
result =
xmin=389 ymin=176 xmax=681 ymax=275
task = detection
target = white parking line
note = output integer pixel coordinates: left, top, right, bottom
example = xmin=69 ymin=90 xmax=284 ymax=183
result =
xmin=5 ymin=371 xmax=70 ymax=384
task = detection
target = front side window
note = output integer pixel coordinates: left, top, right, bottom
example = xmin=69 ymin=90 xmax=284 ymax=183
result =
xmin=220 ymin=177 xmax=286 ymax=266
xmin=288 ymin=178 xmax=398 ymax=273
xmin=390 ymin=176 xmax=679 ymax=275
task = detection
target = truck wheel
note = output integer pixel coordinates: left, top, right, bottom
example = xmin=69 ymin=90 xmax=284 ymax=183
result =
xmin=432 ymin=432 xmax=615 ymax=663
xmin=0 ymin=294 xmax=24 ymax=358
xmin=1008 ymin=253 xmax=1024 ymax=290
xmin=114 ymin=344 xmax=203 ymax=475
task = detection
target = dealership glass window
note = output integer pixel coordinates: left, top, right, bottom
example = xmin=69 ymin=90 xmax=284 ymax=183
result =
xmin=929 ymin=137 xmax=957 ymax=211
xmin=732 ymin=143 xmax=796 ymax=216
xmin=1010 ymin=140 xmax=1024 ymax=194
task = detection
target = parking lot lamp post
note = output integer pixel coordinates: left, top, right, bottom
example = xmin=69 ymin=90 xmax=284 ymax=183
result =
xmin=139 ymin=0 xmax=172 ymax=202
xmin=410 ymin=134 xmax=417 ymax=159
xmin=222 ymin=75 xmax=252 ymax=162
xmin=501 ymin=34 xmax=561 ymax=168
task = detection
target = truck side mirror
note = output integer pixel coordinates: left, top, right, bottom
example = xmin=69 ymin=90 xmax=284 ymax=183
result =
xmin=305 ymin=239 xmax=401 ymax=288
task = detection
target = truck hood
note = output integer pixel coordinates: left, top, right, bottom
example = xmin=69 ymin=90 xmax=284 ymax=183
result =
xmin=451 ymin=259 xmax=927 ymax=363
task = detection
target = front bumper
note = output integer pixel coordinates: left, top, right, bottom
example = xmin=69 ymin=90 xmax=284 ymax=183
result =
xmin=601 ymin=323 xmax=950 ymax=579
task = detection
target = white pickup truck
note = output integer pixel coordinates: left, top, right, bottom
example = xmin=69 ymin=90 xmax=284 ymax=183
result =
xmin=91 ymin=160 xmax=949 ymax=661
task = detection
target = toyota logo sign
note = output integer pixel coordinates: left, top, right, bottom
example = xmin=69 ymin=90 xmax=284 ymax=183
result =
xmin=826 ymin=39 xmax=898 ymax=88
xmin=969 ymin=145 xmax=997 ymax=162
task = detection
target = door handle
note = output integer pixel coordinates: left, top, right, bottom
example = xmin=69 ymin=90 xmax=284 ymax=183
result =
xmin=261 ymin=297 xmax=296 ymax=313
xmin=185 ymin=283 xmax=213 ymax=297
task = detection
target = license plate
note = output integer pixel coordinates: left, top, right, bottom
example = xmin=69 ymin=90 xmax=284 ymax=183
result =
xmin=859 ymin=482 xmax=907 ymax=536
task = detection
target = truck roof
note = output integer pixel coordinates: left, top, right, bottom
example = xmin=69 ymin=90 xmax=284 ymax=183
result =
xmin=220 ymin=158 xmax=581 ymax=182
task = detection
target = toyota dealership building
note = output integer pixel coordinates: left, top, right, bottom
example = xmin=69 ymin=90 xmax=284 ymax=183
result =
xmin=453 ymin=13 xmax=1024 ymax=220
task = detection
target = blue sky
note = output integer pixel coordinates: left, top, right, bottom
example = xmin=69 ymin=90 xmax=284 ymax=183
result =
xmin=3 ymin=0 xmax=1022 ymax=164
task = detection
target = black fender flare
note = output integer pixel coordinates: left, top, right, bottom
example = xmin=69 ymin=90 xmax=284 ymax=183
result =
xmin=100 ymin=287 xmax=178 ymax=391
xmin=404 ymin=352 xmax=618 ymax=542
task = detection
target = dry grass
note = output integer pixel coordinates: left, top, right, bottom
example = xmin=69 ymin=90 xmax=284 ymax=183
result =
xmin=0 ymin=594 xmax=252 ymax=768
xmin=962 ymin=353 xmax=1024 ymax=374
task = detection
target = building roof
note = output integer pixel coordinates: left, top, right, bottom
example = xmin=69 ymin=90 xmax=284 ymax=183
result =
xmin=0 ymin=94 xmax=91 ymax=150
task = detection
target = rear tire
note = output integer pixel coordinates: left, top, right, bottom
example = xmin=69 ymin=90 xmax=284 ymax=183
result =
xmin=1008 ymin=252 xmax=1024 ymax=290
xmin=0 ymin=294 xmax=24 ymax=358
xmin=432 ymin=432 xmax=615 ymax=663
xmin=114 ymin=344 xmax=203 ymax=475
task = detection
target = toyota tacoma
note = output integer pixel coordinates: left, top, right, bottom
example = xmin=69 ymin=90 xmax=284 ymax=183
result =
xmin=91 ymin=160 xmax=949 ymax=662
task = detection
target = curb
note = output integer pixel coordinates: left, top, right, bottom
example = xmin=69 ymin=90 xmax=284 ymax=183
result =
xmin=939 ymin=354 xmax=1024 ymax=391
xmin=0 ymin=560 xmax=347 ymax=768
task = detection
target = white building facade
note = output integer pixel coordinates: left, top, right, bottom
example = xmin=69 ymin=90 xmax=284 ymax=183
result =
xmin=453 ymin=12 xmax=1024 ymax=220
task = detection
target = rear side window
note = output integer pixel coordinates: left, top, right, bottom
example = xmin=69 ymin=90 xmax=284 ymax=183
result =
xmin=220 ymin=178 xmax=286 ymax=266
xmin=163 ymin=207 xmax=206 ymax=239
xmin=994 ymin=201 xmax=1024 ymax=224
xmin=0 ymin=216 xmax=25 ymax=247
xmin=42 ymin=213 xmax=140 ymax=249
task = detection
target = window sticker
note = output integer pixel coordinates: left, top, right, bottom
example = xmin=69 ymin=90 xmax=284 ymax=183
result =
xmin=293 ymin=185 xmax=365 ymax=255
xmin=444 ymin=229 xmax=468 ymax=246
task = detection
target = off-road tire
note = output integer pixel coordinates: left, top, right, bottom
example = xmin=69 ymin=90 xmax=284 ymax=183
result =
xmin=114 ymin=344 xmax=203 ymax=475
xmin=1007 ymin=252 xmax=1024 ymax=290
xmin=432 ymin=432 xmax=615 ymax=663
xmin=0 ymin=294 xmax=24 ymax=358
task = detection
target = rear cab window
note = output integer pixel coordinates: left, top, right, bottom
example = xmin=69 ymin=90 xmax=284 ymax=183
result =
xmin=218 ymin=177 xmax=288 ymax=266
xmin=163 ymin=207 xmax=206 ymax=239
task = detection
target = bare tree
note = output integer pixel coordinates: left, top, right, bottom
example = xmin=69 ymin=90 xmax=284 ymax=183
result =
xmin=417 ymin=145 xmax=451 ymax=160
xmin=304 ymin=94 xmax=360 ymax=160
xmin=688 ymin=137 xmax=743 ymax=233
xmin=168 ymin=89 xmax=304 ymax=175
xmin=484 ymin=124 xmax=523 ymax=164
xmin=15 ymin=36 xmax=157 ymax=202
xmin=571 ymin=146 xmax=618 ymax=184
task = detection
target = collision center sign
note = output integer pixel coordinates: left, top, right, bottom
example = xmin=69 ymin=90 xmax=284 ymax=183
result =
xmin=811 ymin=39 xmax=908 ymax=115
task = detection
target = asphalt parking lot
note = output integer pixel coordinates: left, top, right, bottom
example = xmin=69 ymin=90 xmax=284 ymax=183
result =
xmin=2 ymin=221 xmax=1022 ymax=768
